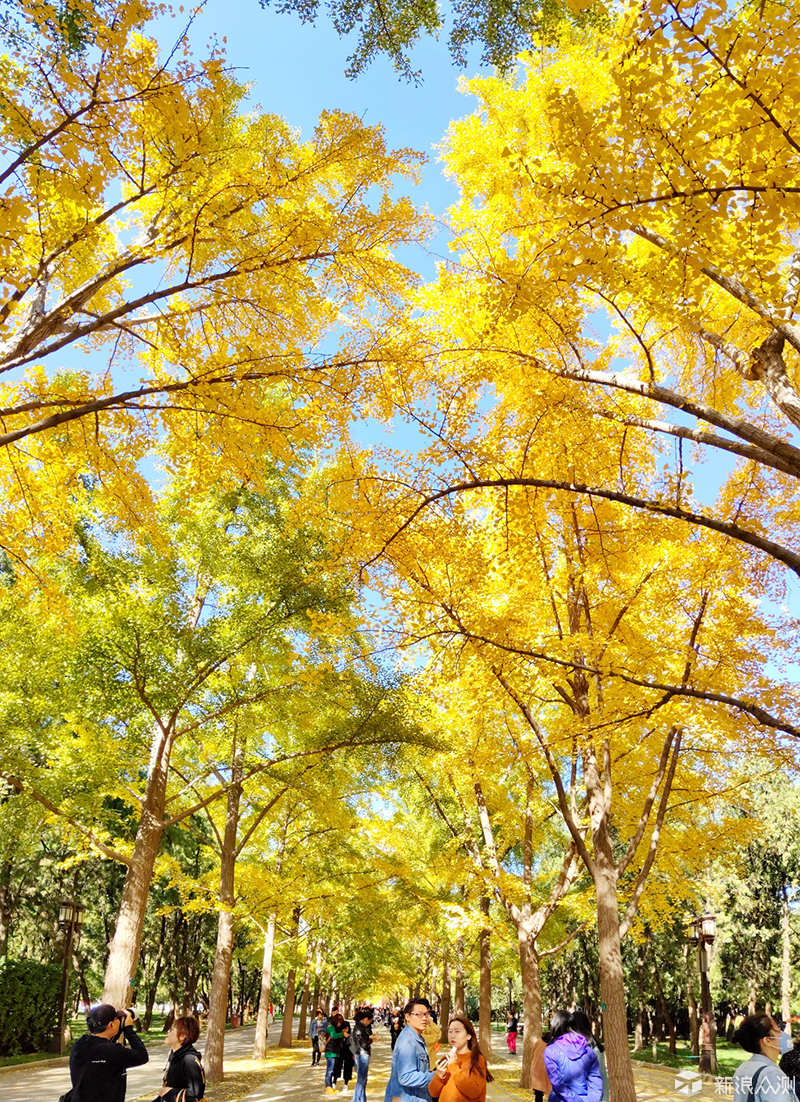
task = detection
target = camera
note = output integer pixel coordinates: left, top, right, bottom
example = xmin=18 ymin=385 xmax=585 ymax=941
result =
xmin=116 ymin=1008 xmax=142 ymax=1032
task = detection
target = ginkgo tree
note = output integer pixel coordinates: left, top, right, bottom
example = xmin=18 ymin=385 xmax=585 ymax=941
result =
xmin=403 ymin=689 xmax=589 ymax=1086
xmin=430 ymin=0 xmax=800 ymax=588
xmin=344 ymin=412 xmax=797 ymax=1098
xmin=0 ymin=454 xmax=387 ymax=1007
xmin=0 ymin=0 xmax=424 ymax=574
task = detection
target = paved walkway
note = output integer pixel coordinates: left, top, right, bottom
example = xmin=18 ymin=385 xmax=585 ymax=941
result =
xmin=237 ymin=1025 xmax=725 ymax=1102
xmin=0 ymin=1021 xmax=272 ymax=1102
xmin=0 ymin=1016 xmax=726 ymax=1101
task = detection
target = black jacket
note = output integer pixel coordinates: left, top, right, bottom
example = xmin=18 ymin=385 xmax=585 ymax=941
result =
xmin=162 ymin=1040 xmax=205 ymax=1102
xmin=350 ymin=1021 xmax=372 ymax=1056
xmin=70 ymin=1025 xmax=149 ymax=1102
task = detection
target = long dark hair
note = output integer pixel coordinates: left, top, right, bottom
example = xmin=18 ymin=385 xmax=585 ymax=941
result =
xmin=550 ymin=1010 xmax=574 ymax=1040
xmin=570 ymin=1010 xmax=603 ymax=1053
xmin=449 ymin=1014 xmax=494 ymax=1082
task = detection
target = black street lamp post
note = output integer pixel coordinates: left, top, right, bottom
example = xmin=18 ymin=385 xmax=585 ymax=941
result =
xmin=688 ymin=912 xmax=717 ymax=1074
xmin=50 ymin=899 xmax=85 ymax=1055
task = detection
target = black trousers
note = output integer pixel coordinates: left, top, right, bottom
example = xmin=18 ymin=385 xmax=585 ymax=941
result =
xmin=311 ymin=1037 xmax=321 ymax=1065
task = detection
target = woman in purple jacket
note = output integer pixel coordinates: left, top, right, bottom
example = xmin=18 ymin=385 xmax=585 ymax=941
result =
xmin=543 ymin=1011 xmax=603 ymax=1102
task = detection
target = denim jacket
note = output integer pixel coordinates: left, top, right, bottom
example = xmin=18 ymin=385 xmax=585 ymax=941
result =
xmin=383 ymin=1025 xmax=435 ymax=1102
xmin=310 ymin=1016 xmax=327 ymax=1041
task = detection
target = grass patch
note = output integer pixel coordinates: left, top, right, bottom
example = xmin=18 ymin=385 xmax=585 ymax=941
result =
xmin=0 ymin=1052 xmax=65 ymax=1069
xmin=631 ymin=1038 xmax=740 ymax=1078
xmin=131 ymin=1045 xmax=308 ymax=1102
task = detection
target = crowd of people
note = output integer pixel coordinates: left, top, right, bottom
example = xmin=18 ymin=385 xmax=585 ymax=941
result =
xmin=60 ymin=995 xmax=800 ymax=1102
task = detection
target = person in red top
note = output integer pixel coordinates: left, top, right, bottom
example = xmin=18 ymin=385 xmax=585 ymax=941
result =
xmin=428 ymin=1015 xmax=493 ymax=1102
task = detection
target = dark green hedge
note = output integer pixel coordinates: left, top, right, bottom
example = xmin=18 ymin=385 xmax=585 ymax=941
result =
xmin=0 ymin=959 xmax=61 ymax=1055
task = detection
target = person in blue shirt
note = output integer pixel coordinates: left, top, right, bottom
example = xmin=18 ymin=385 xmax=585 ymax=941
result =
xmin=309 ymin=1008 xmax=328 ymax=1067
xmin=384 ymin=998 xmax=437 ymax=1102
xmin=733 ymin=1014 xmax=795 ymax=1102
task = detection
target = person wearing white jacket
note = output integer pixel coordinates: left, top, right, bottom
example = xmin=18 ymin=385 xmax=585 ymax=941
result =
xmin=733 ymin=1015 xmax=795 ymax=1102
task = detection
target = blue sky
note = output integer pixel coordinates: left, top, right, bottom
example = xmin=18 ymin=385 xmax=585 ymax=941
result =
xmin=162 ymin=0 xmax=489 ymax=281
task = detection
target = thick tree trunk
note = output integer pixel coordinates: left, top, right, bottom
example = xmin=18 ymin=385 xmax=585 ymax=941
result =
xmin=279 ymin=906 xmax=301 ymax=1047
xmin=439 ymin=953 xmax=451 ymax=1044
xmin=311 ymin=975 xmax=321 ymax=1016
xmin=595 ymin=860 xmax=636 ymax=1102
xmin=279 ymin=967 xmax=296 ymax=1047
xmin=103 ymin=726 xmax=172 ymax=1005
xmin=479 ymin=897 xmax=492 ymax=1060
xmin=252 ymin=912 xmax=277 ymax=1059
xmin=297 ymin=940 xmax=312 ymax=1039
xmin=204 ymin=736 xmax=244 ymax=1084
xmin=518 ymin=928 xmax=542 ymax=1090
xmin=454 ymin=936 xmax=465 ymax=1014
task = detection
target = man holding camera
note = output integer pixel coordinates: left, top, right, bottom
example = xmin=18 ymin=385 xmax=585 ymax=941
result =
xmin=68 ymin=1005 xmax=149 ymax=1102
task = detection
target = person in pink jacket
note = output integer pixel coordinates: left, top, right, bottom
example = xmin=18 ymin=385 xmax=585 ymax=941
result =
xmin=543 ymin=1011 xmax=602 ymax=1102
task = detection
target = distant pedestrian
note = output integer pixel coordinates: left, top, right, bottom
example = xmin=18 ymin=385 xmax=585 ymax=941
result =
xmin=421 ymin=1013 xmax=442 ymax=1069
xmin=310 ymin=1008 xmax=328 ymax=1067
xmin=733 ymin=1014 xmax=795 ymax=1102
xmin=544 ymin=1010 xmax=602 ymax=1102
xmin=384 ymin=998 xmax=436 ymax=1102
xmin=351 ymin=1007 xmax=375 ymax=1102
xmin=429 ymin=1014 xmax=493 ymax=1102
xmin=159 ymin=1016 xmax=205 ymax=1100
xmin=68 ymin=1005 xmax=149 ymax=1102
xmin=506 ymin=1010 xmax=518 ymax=1054
xmin=390 ymin=1009 xmax=404 ymax=1050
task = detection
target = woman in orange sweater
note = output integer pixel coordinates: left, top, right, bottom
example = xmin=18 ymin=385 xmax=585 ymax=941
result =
xmin=428 ymin=1015 xmax=493 ymax=1102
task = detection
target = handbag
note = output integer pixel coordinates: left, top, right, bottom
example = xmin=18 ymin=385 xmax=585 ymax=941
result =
xmin=58 ymin=1055 xmax=87 ymax=1102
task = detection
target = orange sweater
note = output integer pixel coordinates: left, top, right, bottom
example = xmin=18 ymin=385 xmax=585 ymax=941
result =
xmin=428 ymin=1052 xmax=488 ymax=1102
xmin=531 ymin=1037 xmax=552 ymax=1094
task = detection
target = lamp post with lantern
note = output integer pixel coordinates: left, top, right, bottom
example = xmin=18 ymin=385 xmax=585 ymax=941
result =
xmin=688 ymin=912 xmax=717 ymax=1074
xmin=50 ymin=899 xmax=86 ymax=1055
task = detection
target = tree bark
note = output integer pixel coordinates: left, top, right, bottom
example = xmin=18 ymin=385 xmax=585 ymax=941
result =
xmin=103 ymin=724 xmax=173 ymax=1005
xmin=279 ymin=906 xmax=301 ymax=1047
xmin=252 ymin=912 xmax=277 ymax=1059
xmin=297 ymin=939 xmax=312 ymax=1040
xmin=518 ymin=928 xmax=542 ymax=1090
xmin=454 ymin=936 xmax=465 ymax=1014
xmin=439 ymin=952 xmax=451 ymax=1044
xmin=204 ymin=731 xmax=244 ymax=1084
xmin=595 ymin=858 xmax=636 ymax=1102
xmin=479 ymin=897 xmax=492 ymax=1060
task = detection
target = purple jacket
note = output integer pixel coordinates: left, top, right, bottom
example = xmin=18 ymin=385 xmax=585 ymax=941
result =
xmin=544 ymin=1033 xmax=603 ymax=1102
